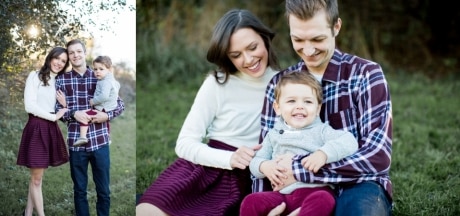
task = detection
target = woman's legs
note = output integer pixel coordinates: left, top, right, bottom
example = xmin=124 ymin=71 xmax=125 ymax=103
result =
xmin=136 ymin=203 xmax=169 ymax=216
xmin=26 ymin=168 xmax=45 ymax=216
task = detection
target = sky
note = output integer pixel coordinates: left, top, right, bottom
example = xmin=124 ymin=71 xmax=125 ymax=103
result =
xmin=91 ymin=8 xmax=136 ymax=70
xmin=60 ymin=0 xmax=136 ymax=70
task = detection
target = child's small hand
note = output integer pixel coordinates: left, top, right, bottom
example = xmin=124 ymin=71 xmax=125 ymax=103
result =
xmin=301 ymin=150 xmax=327 ymax=173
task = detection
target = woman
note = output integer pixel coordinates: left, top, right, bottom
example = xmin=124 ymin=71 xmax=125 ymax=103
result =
xmin=16 ymin=47 xmax=70 ymax=216
xmin=136 ymin=9 xmax=279 ymax=215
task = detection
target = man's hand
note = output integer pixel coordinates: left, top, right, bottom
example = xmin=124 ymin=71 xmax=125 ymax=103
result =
xmin=260 ymin=159 xmax=287 ymax=189
xmin=91 ymin=110 xmax=109 ymax=123
xmin=259 ymin=153 xmax=296 ymax=190
xmin=267 ymin=202 xmax=300 ymax=216
xmin=267 ymin=202 xmax=286 ymax=216
xmin=273 ymin=153 xmax=296 ymax=189
xmin=74 ymin=110 xmax=92 ymax=124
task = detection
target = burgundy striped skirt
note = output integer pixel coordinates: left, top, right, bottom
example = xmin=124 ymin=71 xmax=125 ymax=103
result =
xmin=16 ymin=114 xmax=69 ymax=168
xmin=138 ymin=139 xmax=252 ymax=215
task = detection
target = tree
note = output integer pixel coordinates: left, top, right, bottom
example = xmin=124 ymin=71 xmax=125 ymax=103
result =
xmin=0 ymin=0 xmax=135 ymax=71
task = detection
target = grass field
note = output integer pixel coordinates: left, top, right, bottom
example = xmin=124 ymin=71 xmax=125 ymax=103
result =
xmin=136 ymin=72 xmax=460 ymax=215
xmin=0 ymin=103 xmax=136 ymax=215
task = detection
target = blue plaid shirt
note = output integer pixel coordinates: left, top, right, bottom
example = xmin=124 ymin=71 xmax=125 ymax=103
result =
xmin=255 ymin=49 xmax=393 ymax=201
xmin=55 ymin=67 xmax=125 ymax=152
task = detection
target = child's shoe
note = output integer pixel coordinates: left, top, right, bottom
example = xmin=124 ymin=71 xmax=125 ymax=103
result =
xmin=74 ymin=137 xmax=88 ymax=146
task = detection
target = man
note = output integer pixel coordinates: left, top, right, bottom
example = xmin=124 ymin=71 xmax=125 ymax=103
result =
xmin=56 ymin=39 xmax=125 ymax=216
xmin=257 ymin=0 xmax=393 ymax=215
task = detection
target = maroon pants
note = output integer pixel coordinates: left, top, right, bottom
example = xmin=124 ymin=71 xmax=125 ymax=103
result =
xmin=80 ymin=109 xmax=98 ymax=126
xmin=240 ymin=186 xmax=335 ymax=216
xmin=80 ymin=109 xmax=110 ymax=132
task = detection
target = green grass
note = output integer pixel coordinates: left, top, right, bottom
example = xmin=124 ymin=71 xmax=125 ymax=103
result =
xmin=388 ymin=73 xmax=460 ymax=215
xmin=0 ymin=104 xmax=136 ymax=215
xmin=136 ymin=72 xmax=460 ymax=215
xmin=136 ymin=81 xmax=200 ymax=192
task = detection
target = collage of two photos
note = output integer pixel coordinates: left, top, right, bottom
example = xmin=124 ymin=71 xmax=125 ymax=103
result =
xmin=2 ymin=1 xmax=459 ymax=215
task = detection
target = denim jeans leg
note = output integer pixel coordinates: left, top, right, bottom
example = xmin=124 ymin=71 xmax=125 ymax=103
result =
xmin=334 ymin=181 xmax=392 ymax=216
xmin=70 ymin=150 xmax=90 ymax=216
xmin=90 ymin=146 xmax=111 ymax=216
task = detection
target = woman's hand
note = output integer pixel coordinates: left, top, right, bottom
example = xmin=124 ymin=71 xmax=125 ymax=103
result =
xmin=56 ymin=90 xmax=67 ymax=107
xmin=230 ymin=144 xmax=262 ymax=169
xmin=55 ymin=108 xmax=68 ymax=120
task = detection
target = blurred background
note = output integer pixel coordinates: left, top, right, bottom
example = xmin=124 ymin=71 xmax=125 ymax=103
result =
xmin=137 ymin=1 xmax=460 ymax=215
xmin=137 ymin=0 xmax=460 ymax=86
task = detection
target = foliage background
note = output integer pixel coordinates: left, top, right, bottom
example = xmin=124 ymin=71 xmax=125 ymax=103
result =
xmin=137 ymin=0 xmax=460 ymax=86
xmin=0 ymin=0 xmax=135 ymax=127
xmin=136 ymin=0 xmax=460 ymax=215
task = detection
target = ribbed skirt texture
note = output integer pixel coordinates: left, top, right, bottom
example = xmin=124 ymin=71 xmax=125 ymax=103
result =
xmin=16 ymin=114 xmax=69 ymax=168
xmin=138 ymin=139 xmax=251 ymax=215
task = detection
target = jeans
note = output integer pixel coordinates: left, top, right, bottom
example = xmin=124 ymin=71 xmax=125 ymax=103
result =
xmin=335 ymin=181 xmax=392 ymax=216
xmin=70 ymin=146 xmax=110 ymax=216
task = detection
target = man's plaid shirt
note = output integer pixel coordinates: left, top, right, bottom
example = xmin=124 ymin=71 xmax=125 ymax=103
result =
xmin=55 ymin=67 xmax=125 ymax=152
xmin=254 ymin=49 xmax=393 ymax=201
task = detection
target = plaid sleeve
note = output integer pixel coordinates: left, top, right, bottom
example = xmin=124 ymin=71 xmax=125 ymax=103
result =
xmin=106 ymin=96 xmax=125 ymax=120
xmin=292 ymin=63 xmax=393 ymax=190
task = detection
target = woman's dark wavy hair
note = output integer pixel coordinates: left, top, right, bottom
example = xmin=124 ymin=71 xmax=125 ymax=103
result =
xmin=206 ymin=9 xmax=279 ymax=84
xmin=39 ymin=47 xmax=69 ymax=86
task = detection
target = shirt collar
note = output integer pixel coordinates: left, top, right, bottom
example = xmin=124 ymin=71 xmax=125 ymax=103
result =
xmin=71 ymin=66 xmax=93 ymax=77
xmin=296 ymin=49 xmax=343 ymax=84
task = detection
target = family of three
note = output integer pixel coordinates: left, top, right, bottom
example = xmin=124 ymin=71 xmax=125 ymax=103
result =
xmin=16 ymin=39 xmax=124 ymax=216
xmin=137 ymin=0 xmax=393 ymax=215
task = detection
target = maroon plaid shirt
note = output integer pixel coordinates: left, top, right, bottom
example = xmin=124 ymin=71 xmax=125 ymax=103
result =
xmin=55 ymin=67 xmax=125 ymax=152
